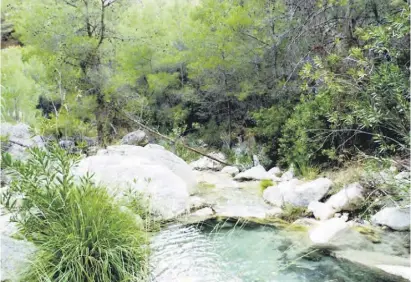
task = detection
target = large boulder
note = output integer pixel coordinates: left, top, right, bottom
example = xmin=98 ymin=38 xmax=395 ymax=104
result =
xmin=74 ymin=145 xmax=197 ymax=219
xmin=309 ymin=217 xmax=349 ymax=245
xmin=190 ymin=152 xmax=226 ymax=171
xmin=1 ymin=209 xmax=37 ymax=281
xmin=263 ymin=178 xmax=301 ymax=206
xmin=371 ymin=207 xmax=410 ymax=231
xmin=263 ymin=177 xmax=332 ymax=207
xmin=120 ymin=130 xmax=148 ymax=146
xmin=308 ymin=182 xmax=365 ymax=220
xmin=326 ymin=182 xmax=364 ymax=212
xmin=234 ymin=165 xmax=270 ymax=181
xmin=1 ymin=122 xmax=44 ymax=160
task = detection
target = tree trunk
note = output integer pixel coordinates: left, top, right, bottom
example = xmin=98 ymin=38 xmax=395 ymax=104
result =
xmin=95 ymin=91 xmax=106 ymax=147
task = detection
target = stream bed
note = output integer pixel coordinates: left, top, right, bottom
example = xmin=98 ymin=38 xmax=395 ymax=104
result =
xmin=149 ymin=221 xmax=406 ymax=282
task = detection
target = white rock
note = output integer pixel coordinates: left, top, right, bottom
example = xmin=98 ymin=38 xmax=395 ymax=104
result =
xmin=371 ymin=207 xmax=410 ymax=231
xmin=341 ymin=212 xmax=349 ymax=222
xmin=120 ymin=130 xmax=148 ymax=146
xmin=268 ymin=166 xmax=282 ymax=176
xmin=221 ymin=166 xmax=240 ymax=176
xmin=1 ymin=236 xmax=37 ymax=282
xmin=263 ymin=178 xmax=302 ymax=206
xmin=188 ymin=196 xmax=207 ymax=210
xmin=292 ymin=178 xmax=332 ymax=206
xmin=335 ymin=250 xmax=411 ymax=281
xmin=326 ymin=182 xmax=364 ymax=212
xmin=395 ymin=171 xmax=410 ymax=180
xmin=281 ymin=168 xmax=294 ymax=181
xmin=252 ymin=155 xmax=260 ymax=166
xmin=145 ymin=144 xmax=165 ymax=150
xmin=96 ymin=145 xmax=196 ymax=192
xmin=265 ymin=207 xmax=283 ymax=218
xmin=308 ymin=201 xmax=335 ymax=221
xmin=190 ymin=152 xmax=226 ymax=171
xmin=234 ymin=165 xmax=270 ymax=181
xmin=376 ymin=265 xmax=411 ymax=280
xmin=74 ymin=145 xmax=197 ymax=219
xmin=309 ymin=217 xmax=349 ymax=245
xmin=192 ymin=207 xmax=214 ymax=217
xmin=264 ymin=177 xmax=332 ymax=207
xmin=1 ymin=122 xmax=45 ymax=160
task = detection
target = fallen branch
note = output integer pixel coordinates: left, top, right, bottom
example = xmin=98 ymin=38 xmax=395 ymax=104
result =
xmin=123 ymin=112 xmax=233 ymax=167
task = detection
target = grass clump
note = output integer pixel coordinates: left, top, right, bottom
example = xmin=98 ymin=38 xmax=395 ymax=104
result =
xmin=279 ymin=204 xmax=307 ymax=222
xmin=2 ymin=145 xmax=149 ymax=281
xmin=297 ymin=162 xmax=320 ymax=180
xmin=259 ymin=179 xmax=274 ymax=193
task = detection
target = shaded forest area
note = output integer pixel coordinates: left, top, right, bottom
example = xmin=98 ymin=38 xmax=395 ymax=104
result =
xmin=1 ymin=0 xmax=410 ymax=170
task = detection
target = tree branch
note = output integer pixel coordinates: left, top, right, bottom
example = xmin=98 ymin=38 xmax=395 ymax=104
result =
xmin=123 ymin=111 xmax=234 ymax=167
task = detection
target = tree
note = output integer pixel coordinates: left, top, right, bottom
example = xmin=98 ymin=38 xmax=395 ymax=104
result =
xmin=5 ymin=0 xmax=133 ymax=144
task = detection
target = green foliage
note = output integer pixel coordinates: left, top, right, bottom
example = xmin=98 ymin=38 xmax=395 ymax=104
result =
xmin=2 ymin=0 xmax=409 ymax=169
xmin=279 ymin=3 xmax=410 ymax=166
xmin=296 ymin=163 xmax=320 ymax=180
xmin=2 ymin=146 xmax=149 ymax=281
xmin=279 ymin=204 xmax=307 ymax=223
xmin=259 ymin=179 xmax=274 ymax=192
xmin=0 ymin=47 xmax=44 ymax=124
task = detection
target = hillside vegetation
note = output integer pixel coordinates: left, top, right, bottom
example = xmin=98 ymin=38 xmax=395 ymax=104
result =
xmin=1 ymin=0 xmax=409 ymax=171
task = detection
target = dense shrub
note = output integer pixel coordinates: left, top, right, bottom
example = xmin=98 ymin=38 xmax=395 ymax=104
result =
xmin=2 ymin=146 xmax=149 ymax=281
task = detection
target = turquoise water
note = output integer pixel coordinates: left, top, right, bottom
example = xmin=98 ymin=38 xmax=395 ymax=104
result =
xmin=150 ymin=221 xmax=405 ymax=282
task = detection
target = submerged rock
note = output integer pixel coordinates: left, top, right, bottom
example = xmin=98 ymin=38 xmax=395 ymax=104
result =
xmin=234 ymin=165 xmax=270 ymax=181
xmin=334 ymin=250 xmax=411 ymax=281
xmin=371 ymin=207 xmax=410 ymax=231
xmin=74 ymin=145 xmax=197 ymax=219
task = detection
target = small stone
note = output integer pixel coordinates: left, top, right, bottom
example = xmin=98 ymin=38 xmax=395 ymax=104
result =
xmin=120 ymin=130 xmax=148 ymax=146
xmin=234 ymin=165 xmax=270 ymax=181
xmin=341 ymin=213 xmax=349 ymax=222
xmin=221 ymin=166 xmax=240 ymax=176
xmin=192 ymin=207 xmax=214 ymax=217
xmin=308 ymin=201 xmax=335 ymax=221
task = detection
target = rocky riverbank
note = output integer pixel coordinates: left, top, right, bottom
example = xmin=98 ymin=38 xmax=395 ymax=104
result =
xmin=1 ymin=123 xmax=410 ymax=281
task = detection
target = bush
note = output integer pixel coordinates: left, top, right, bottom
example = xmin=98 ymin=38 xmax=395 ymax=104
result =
xmin=2 ymin=146 xmax=149 ymax=281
